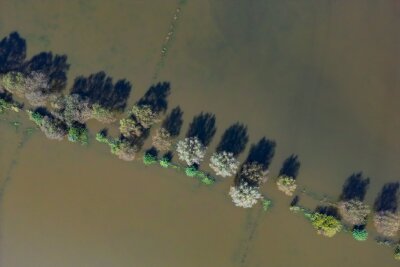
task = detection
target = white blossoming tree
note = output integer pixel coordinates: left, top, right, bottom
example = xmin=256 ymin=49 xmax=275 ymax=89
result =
xmin=209 ymin=151 xmax=239 ymax=177
xmin=229 ymin=182 xmax=262 ymax=208
xmin=176 ymin=136 xmax=206 ymax=166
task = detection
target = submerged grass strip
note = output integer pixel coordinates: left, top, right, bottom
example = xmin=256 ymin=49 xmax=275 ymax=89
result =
xmin=143 ymin=152 xmax=216 ymax=185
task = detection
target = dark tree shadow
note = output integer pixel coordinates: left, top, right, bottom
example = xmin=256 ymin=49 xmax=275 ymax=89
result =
xmin=0 ymin=32 xmax=26 ymax=73
xmin=137 ymin=82 xmax=170 ymax=113
xmin=315 ymin=205 xmax=341 ymax=219
xmin=186 ymin=112 xmax=216 ymax=146
xmin=145 ymin=147 xmax=158 ymax=157
xmin=340 ymin=172 xmax=370 ymax=201
xmin=290 ymin=195 xmax=300 ymax=207
xmin=163 ymin=151 xmax=173 ymax=161
xmin=34 ymin=106 xmax=54 ymax=117
xmin=0 ymin=90 xmax=13 ymax=102
xmin=71 ymin=71 xmax=131 ymax=112
xmin=353 ymin=224 xmax=366 ymax=231
xmin=279 ymin=154 xmax=301 ymax=179
xmin=99 ymin=128 xmax=108 ymax=136
xmin=374 ymin=182 xmax=399 ymax=213
xmin=23 ymin=52 xmax=70 ymax=93
xmin=162 ymin=106 xmax=183 ymax=137
xmin=126 ymin=126 xmax=151 ymax=152
xmin=216 ymin=122 xmax=248 ymax=156
xmin=245 ymin=137 xmax=276 ymax=169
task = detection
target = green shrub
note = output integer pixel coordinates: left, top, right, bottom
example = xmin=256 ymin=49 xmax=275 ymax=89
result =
xmin=185 ymin=166 xmax=198 ymax=177
xmin=0 ymin=98 xmax=20 ymax=114
xmin=27 ymin=110 xmax=44 ymax=125
xmin=68 ymin=125 xmax=89 ymax=145
xmin=143 ymin=153 xmax=157 ymax=165
xmin=262 ymin=199 xmax=272 ymax=211
xmin=201 ymin=176 xmax=215 ymax=185
xmin=395 ymin=245 xmax=400 ymax=260
xmin=159 ymin=157 xmax=171 ymax=168
xmin=195 ymin=170 xmax=215 ymax=185
xmin=352 ymin=228 xmax=368 ymax=241
xmin=95 ymin=131 xmax=109 ymax=144
xmin=311 ymin=213 xmax=342 ymax=237
xmin=108 ymin=139 xmax=121 ymax=154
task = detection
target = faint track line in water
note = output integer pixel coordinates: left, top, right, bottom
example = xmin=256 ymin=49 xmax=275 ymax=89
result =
xmin=0 ymin=127 xmax=35 ymax=261
xmin=152 ymin=0 xmax=188 ymax=81
xmin=233 ymin=207 xmax=263 ymax=267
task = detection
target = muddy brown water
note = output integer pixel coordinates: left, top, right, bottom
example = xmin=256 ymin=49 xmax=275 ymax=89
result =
xmin=0 ymin=0 xmax=400 ymax=266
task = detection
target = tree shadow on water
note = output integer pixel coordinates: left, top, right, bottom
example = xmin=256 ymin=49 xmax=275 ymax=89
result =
xmin=339 ymin=172 xmax=370 ymax=201
xmin=245 ymin=137 xmax=276 ymax=169
xmin=374 ymin=182 xmax=399 ymax=213
xmin=71 ymin=71 xmax=131 ymax=112
xmin=23 ymin=51 xmax=70 ymax=93
xmin=145 ymin=147 xmax=158 ymax=157
xmin=162 ymin=106 xmax=183 ymax=137
xmin=279 ymin=154 xmax=300 ymax=179
xmin=216 ymin=122 xmax=248 ymax=156
xmin=137 ymin=82 xmax=170 ymax=113
xmin=290 ymin=195 xmax=300 ymax=207
xmin=0 ymin=32 xmax=26 ymax=73
xmin=186 ymin=112 xmax=216 ymax=146
xmin=315 ymin=205 xmax=340 ymax=219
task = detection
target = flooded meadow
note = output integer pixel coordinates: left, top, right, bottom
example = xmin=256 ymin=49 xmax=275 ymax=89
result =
xmin=0 ymin=0 xmax=400 ymax=266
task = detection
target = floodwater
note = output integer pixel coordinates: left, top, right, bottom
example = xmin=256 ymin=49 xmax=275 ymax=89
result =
xmin=1 ymin=0 xmax=400 ymax=266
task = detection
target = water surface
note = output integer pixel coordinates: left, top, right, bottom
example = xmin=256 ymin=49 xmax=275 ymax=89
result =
xmin=0 ymin=1 xmax=399 ymax=266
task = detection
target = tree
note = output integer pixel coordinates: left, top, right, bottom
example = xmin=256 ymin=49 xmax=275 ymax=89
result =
xmin=176 ymin=136 xmax=206 ymax=166
xmin=276 ymin=175 xmax=297 ymax=196
xmin=27 ymin=110 xmax=67 ymax=141
xmin=229 ymin=182 xmax=262 ymax=208
xmin=129 ymin=104 xmax=160 ymax=128
xmin=373 ymin=211 xmax=400 ymax=237
xmin=119 ymin=117 xmax=143 ymax=138
xmin=240 ymin=162 xmax=268 ymax=186
xmin=0 ymin=71 xmax=53 ymax=107
xmin=310 ymin=212 xmax=342 ymax=237
xmin=209 ymin=151 xmax=239 ymax=177
xmin=57 ymin=94 xmax=92 ymax=125
xmin=24 ymin=71 xmax=50 ymax=106
xmin=109 ymin=138 xmax=138 ymax=161
xmin=0 ymin=71 xmax=25 ymax=96
xmin=152 ymin=128 xmax=172 ymax=151
xmin=91 ymin=104 xmax=116 ymax=123
xmin=68 ymin=124 xmax=89 ymax=145
xmin=338 ymin=199 xmax=370 ymax=225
